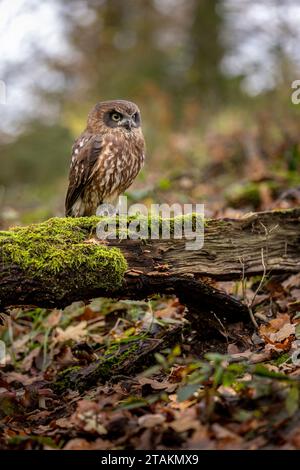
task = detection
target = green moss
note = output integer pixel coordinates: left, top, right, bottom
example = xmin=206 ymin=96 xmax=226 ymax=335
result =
xmin=53 ymin=365 xmax=82 ymax=392
xmin=99 ymin=212 xmax=205 ymax=239
xmin=273 ymin=353 xmax=291 ymax=366
xmin=0 ymin=217 xmax=127 ymax=289
xmin=53 ymin=341 xmax=140 ymax=393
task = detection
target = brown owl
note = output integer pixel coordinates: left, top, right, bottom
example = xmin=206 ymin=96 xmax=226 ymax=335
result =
xmin=65 ymin=100 xmax=145 ymax=217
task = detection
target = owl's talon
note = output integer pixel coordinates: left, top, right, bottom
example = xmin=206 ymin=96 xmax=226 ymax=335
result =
xmin=96 ymin=204 xmax=117 ymax=217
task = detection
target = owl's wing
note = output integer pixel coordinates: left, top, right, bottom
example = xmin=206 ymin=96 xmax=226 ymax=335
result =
xmin=65 ymin=133 xmax=103 ymax=216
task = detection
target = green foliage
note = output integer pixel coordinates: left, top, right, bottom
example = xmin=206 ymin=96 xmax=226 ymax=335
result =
xmin=152 ymin=349 xmax=300 ymax=418
xmin=177 ymin=383 xmax=201 ymax=402
xmin=178 ymin=353 xmax=300 ymax=418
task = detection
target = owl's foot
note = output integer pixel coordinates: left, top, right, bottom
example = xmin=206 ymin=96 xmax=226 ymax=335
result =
xmin=96 ymin=203 xmax=117 ymax=217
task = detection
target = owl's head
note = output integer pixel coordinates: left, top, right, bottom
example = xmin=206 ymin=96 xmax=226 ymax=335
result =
xmin=87 ymin=100 xmax=142 ymax=133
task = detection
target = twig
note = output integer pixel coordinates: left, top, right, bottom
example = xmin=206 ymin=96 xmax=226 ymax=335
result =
xmin=239 ymin=256 xmax=259 ymax=329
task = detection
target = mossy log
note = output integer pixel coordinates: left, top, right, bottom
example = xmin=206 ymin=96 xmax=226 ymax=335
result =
xmin=53 ymin=323 xmax=181 ymax=393
xmin=0 ymin=208 xmax=299 ymax=321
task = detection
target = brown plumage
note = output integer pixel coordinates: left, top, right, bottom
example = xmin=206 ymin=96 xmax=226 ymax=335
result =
xmin=65 ymin=100 xmax=145 ymax=217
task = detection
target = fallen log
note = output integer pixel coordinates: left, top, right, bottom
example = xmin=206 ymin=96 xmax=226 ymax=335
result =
xmin=0 ymin=208 xmax=299 ymax=311
xmin=52 ymin=322 xmax=182 ymax=393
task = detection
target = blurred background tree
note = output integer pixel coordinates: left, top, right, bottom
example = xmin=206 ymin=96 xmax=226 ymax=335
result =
xmin=1 ymin=0 xmax=300 ymax=226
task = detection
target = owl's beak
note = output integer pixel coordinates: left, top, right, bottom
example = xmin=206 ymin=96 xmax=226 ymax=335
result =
xmin=123 ymin=117 xmax=134 ymax=130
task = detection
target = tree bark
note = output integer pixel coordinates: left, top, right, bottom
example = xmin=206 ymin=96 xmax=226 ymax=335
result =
xmin=110 ymin=208 xmax=300 ymax=280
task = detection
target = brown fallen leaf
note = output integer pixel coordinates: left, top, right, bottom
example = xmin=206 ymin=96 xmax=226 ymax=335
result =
xmin=212 ymin=423 xmax=242 ymax=442
xmin=63 ymin=438 xmax=110 ymax=450
xmin=22 ymin=348 xmax=41 ymax=372
xmin=55 ymin=321 xmax=88 ymax=343
xmin=227 ymin=343 xmax=240 ymax=355
xmin=45 ymin=310 xmax=62 ymax=327
xmin=169 ymin=417 xmax=200 ymax=433
xmin=260 ymin=313 xmax=295 ymax=345
xmin=5 ymin=371 xmax=39 ymax=386
xmin=270 ymin=322 xmax=295 ymax=342
xmin=138 ymin=377 xmax=177 ymax=392
xmin=55 ymin=417 xmax=74 ymax=429
xmin=138 ymin=413 xmax=166 ymax=428
xmin=187 ymin=427 xmax=213 ymax=450
xmin=269 ymin=314 xmax=291 ymax=330
xmin=282 ymin=273 xmax=300 ymax=290
xmin=71 ymin=400 xmax=107 ymax=435
xmin=168 ymin=393 xmax=197 ymax=410
xmin=26 ymin=410 xmax=51 ymax=422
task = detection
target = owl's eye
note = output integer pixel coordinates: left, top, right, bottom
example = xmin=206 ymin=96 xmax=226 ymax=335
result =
xmin=133 ymin=112 xmax=140 ymax=124
xmin=111 ymin=112 xmax=122 ymax=122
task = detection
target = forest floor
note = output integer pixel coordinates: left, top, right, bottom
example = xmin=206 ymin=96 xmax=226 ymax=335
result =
xmin=1 ymin=277 xmax=300 ymax=450
xmin=1 ymin=128 xmax=300 ymax=450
